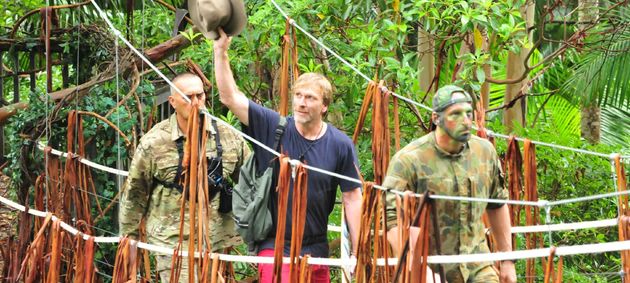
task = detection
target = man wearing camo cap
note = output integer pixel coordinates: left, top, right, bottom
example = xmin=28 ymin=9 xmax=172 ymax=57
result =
xmin=383 ymin=85 xmax=516 ymax=283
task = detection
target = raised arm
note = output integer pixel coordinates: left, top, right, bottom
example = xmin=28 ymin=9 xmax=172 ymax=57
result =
xmin=213 ymin=29 xmax=250 ymax=125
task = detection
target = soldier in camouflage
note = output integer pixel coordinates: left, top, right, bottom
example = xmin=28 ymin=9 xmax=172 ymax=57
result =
xmin=384 ymin=85 xmax=516 ymax=283
xmin=119 ymin=73 xmax=251 ymax=282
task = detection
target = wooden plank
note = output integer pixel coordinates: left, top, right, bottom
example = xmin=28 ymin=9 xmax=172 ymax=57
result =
xmin=0 ymin=51 xmax=5 ymax=105
xmin=62 ymin=63 xmax=69 ymax=88
xmin=12 ymin=51 xmax=19 ymax=103
xmin=29 ymin=52 xmax=36 ymax=91
xmin=0 ymin=51 xmax=4 ymax=163
xmin=0 ymin=38 xmax=64 ymax=52
xmin=45 ymin=8 xmax=53 ymax=93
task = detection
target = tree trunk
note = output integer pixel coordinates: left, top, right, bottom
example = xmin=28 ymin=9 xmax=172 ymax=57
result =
xmin=503 ymin=0 xmax=534 ymax=132
xmin=579 ymin=0 xmax=600 ymax=144
xmin=417 ymin=28 xmax=434 ymax=96
xmin=453 ymin=33 xmax=472 ymax=82
xmin=580 ymin=105 xmax=601 ymax=143
xmin=480 ymin=29 xmax=491 ymax=110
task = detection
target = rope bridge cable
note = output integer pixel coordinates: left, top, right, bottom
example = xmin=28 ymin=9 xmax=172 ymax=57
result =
xmin=38 ymin=140 xmax=630 ymax=210
xmin=267 ymin=0 xmax=630 ymax=161
xmin=2 ymin=193 xmax=630 ymax=266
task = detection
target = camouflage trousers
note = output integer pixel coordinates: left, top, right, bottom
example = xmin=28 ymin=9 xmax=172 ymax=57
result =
xmin=445 ymin=264 xmax=499 ymax=283
xmin=157 ymin=255 xmax=194 ymax=283
xmin=156 ymin=249 xmax=235 ymax=283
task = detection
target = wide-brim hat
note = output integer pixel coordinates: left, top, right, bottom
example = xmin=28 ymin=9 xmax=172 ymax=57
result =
xmin=188 ymin=0 xmax=247 ymax=40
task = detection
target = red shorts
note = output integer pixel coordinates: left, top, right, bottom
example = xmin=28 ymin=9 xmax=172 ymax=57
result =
xmin=257 ymin=248 xmax=330 ymax=283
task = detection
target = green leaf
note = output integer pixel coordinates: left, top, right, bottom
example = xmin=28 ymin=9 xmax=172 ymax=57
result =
xmin=461 ymin=15 xmax=470 ymax=27
xmin=476 ymin=68 xmax=486 ymax=83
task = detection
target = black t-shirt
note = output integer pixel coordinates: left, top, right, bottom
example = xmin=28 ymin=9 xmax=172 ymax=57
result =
xmin=244 ymin=101 xmax=360 ymax=257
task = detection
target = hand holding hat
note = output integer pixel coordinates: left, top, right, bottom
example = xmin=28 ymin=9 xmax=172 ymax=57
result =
xmin=188 ymin=0 xmax=247 ymax=40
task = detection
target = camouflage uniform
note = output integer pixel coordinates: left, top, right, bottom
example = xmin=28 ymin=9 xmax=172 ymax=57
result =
xmin=119 ymin=114 xmax=251 ymax=282
xmin=384 ymin=132 xmax=507 ymax=283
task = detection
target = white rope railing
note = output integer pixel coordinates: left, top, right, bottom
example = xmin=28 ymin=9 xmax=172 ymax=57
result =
xmin=38 ymin=142 xmax=630 ymax=209
xmin=1 ymin=194 xmax=627 ymax=266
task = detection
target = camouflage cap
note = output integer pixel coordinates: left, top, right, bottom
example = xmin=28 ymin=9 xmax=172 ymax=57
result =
xmin=432 ymin=85 xmax=472 ymax=112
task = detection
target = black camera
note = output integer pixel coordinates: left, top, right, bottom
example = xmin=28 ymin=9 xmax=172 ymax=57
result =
xmin=207 ymin=156 xmax=232 ymax=213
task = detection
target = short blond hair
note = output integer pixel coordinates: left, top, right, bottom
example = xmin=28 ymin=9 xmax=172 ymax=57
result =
xmin=291 ymin=73 xmax=333 ymax=106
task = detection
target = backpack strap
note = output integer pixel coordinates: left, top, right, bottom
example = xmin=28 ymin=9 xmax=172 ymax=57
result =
xmin=154 ymin=137 xmax=185 ymax=193
xmin=262 ymin=116 xmax=287 ymax=175
xmin=273 ymin=116 xmax=287 ymax=151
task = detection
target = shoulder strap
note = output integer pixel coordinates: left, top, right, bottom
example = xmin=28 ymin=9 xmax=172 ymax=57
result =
xmin=211 ymin=119 xmax=223 ymax=158
xmin=156 ymin=119 xmax=224 ymax=194
xmin=154 ymin=137 xmax=185 ymax=193
xmin=273 ymin=116 xmax=287 ymax=151
xmin=173 ymin=137 xmax=185 ymax=185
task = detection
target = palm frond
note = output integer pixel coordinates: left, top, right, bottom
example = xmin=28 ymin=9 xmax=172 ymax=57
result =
xmin=562 ymin=9 xmax=630 ymax=109
xmin=600 ymin=106 xmax=630 ymax=146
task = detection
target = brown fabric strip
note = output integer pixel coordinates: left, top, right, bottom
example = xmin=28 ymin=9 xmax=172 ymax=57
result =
xmin=273 ymin=156 xmax=291 ymax=283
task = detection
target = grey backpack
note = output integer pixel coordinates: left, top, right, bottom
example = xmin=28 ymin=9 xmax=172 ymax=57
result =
xmin=232 ymin=117 xmax=287 ymax=253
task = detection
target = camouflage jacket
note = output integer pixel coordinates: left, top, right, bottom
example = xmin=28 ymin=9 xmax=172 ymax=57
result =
xmin=119 ymin=114 xmax=251 ymax=251
xmin=384 ymin=132 xmax=507 ymax=282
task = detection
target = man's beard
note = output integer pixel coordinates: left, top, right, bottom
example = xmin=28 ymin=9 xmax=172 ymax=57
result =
xmin=439 ymin=119 xmax=471 ymax=143
xmin=447 ymin=129 xmax=471 ymax=143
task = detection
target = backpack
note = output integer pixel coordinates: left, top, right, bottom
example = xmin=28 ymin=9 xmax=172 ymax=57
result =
xmin=232 ymin=117 xmax=287 ymax=254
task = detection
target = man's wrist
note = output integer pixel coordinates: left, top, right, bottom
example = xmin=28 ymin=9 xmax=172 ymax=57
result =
xmin=500 ymin=259 xmax=516 ymax=264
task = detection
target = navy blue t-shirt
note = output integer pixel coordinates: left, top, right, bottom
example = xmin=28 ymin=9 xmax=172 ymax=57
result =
xmin=244 ymin=101 xmax=360 ymax=257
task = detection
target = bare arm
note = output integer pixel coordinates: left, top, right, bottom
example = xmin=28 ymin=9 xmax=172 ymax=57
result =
xmin=342 ymin=188 xmax=362 ymax=255
xmin=487 ymin=205 xmax=516 ymax=283
xmin=213 ymin=29 xmax=250 ymax=125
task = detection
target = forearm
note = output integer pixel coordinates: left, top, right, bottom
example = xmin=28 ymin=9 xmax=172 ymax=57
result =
xmin=342 ymin=188 xmax=362 ymax=255
xmin=213 ymin=48 xmax=249 ymax=124
xmin=488 ymin=205 xmax=517 ymax=282
xmin=487 ymin=205 xmax=513 ymax=252
xmin=214 ymin=49 xmax=238 ymax=103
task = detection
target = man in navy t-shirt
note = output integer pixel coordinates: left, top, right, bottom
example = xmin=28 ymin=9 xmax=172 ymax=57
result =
xmin=213 ymin=29 xmax=362 ymax=282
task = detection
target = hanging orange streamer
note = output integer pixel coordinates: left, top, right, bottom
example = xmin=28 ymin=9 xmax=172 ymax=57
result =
xmin=393 ymin=191 xmax=433 ymax=283
xmin=17 ymin=213 xmax=52 ymax=283
xmin=273 ymin=155 xmax=291 ymax=283
xmin=279 ymin=17 xmax=300 ymax=116
xmin=73 ymin=234 xmax=96 ymax=283
xmin=352 ymin=81 xmax=376 ymax=144
xmin=45 ymin=219 xmax=63 ymax=283
xmin=615 ymin=155 xmax=630 ymax=281
xmin=505 ymin=136 xmax=523 ymax=248
xmin=169 ymin=103 xmax=211 ymax=282
xmin=371 ymin=81 xmax=390 ymax=185
xmin=524 ymin=139 xmax=544 ymax=283
xmin=355 ymin=182 xmax=377 ymax=282
xmin=112 ymin=237 xmax=138 ymax=283
xmin=289 ymin=162 xmax=308 ymax=282
xmin=543 ymin=247 xmax=563 ymax=283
